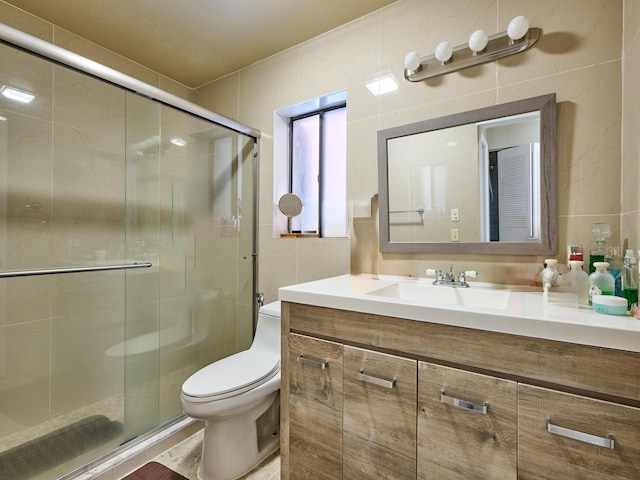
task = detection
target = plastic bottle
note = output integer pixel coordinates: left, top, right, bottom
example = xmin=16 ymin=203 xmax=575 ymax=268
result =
xmin=622 ymin=249 xmax=639 ymax=311
xmin=589 ymin=223 xmax=611 ymax=274
xmin=567 ymin=260 xmax=589 ymax=306
xmin=588 ymin=262 xmax=615 ymax=306
xmin=605 ymin=245 xmax=623 ymax=296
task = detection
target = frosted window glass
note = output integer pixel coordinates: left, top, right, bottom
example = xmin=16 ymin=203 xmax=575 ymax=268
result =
xmin=322 ymin=108 xmax=347 ymax=236
xmin=291 ymin=115 xmax=319 ymax=233
xmin=288 ymin=105 xmax=346 ymax=237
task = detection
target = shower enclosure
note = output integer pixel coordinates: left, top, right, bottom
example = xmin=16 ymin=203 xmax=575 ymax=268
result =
xmin=0 ymin=24 xmax=259 ymax=479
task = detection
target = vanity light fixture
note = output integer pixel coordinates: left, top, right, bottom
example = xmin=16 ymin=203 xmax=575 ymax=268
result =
xmin=0 ymin=85 xmax=35 ymax=103
xmin=365 ymin=71 xmax=399 ymax=96
xmin=403 ymin=15 xmax=540 ymax=82
xmin=170 ymin=137 xmax=187 ymax=147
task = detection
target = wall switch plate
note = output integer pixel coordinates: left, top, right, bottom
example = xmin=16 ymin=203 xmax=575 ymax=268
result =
xmin=451 ymin=208 xmax=459 ymax=222
xmin=451 ymin=228 xmax=459 ymax=241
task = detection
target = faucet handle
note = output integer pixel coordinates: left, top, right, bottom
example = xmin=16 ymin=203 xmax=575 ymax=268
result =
xmin=464 ymin=270 xmax=479 ymax=278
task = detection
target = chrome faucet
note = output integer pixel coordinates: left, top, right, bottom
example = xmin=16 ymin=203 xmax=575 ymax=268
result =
xmin=426 ymin=265 xmax=479 ymax=287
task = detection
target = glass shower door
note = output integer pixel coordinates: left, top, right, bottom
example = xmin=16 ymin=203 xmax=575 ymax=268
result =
xmin=0 ymin=36 xmax=257 ymax=479
xmin=0 ymin=46 xmax=129 ymax=479
xmin=123 ymin=98 xmax=258 ymax=439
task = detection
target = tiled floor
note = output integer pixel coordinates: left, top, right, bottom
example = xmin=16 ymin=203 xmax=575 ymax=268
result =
xmin=148 ymin=430 xmax=280 ymax=480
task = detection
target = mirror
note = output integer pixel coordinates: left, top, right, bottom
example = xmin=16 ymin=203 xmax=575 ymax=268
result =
xmin=278 ymin=193 xmax=303 ymax=235
xmin=377 ymin=93 xmax=556 ymax=255
xmin=278 ymin=193 xmax=303 ymax=218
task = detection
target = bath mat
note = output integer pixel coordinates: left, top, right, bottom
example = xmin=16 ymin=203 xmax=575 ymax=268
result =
xmin=122 ymin=461 xmax=189 ymax=480
xmin=0 ymin=414 xmax=123 ymax=479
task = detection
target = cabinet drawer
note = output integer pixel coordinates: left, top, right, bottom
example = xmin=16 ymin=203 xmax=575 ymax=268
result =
xmin=343 ymin=346 xmax=417 ymax=479
xmin=417 ymin=362 xmax=517 ymax=480
xmin=288 ymin=333 xmax=343 ymax=480
xmin=518 ymin=384 xmax=640 ymax=480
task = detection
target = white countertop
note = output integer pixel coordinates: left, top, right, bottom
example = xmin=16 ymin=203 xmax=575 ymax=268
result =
xmin=279 ymin=274 xmax=640 ymax=353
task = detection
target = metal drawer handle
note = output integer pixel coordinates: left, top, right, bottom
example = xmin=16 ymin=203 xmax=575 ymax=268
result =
xmin=357 ymin=371 xmax=396 ymax=389
xmin=546 ymin=420 xmax=615 ymax=449
xmin=439 ymin=391 xmax=488 ymax=414
xmin=296 ymin=354 xmax=328 ymax=369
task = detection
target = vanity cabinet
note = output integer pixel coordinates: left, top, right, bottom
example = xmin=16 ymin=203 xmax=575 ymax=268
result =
xmin=518 ymin=384 xmax=640 ymax=480
xmin=343 ymin=346 xmax=417 ymax=479
xmin=281 ymin=302 xmax=640 ymax=480
xmin=287 ymin=333 xmax=343 ymax=480
xmin=417 ymin=362 xmax=517 ymax=479
xmin=287 ymin=334 xmax=417 ymax=480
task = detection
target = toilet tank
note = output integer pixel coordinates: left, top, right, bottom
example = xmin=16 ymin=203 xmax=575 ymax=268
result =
xmin=259 ymin=300 xmax=281 ymax=318
xmin=251 ymin=301 xmax=281 ymax=355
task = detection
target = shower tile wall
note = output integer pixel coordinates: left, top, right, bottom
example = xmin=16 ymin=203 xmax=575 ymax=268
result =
xmin=0 ymin=41 xmax=129 ymax=472
xmin=2 ymin=60 xmax=121 ymax=401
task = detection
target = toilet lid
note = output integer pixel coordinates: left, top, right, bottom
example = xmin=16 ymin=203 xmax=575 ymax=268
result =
xmin=182 ymin=349 xmax=280 ymax=400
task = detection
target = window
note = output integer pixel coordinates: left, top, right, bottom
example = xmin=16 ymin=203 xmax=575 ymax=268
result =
xmin=274 ymin=91 xmax=347 ymax=238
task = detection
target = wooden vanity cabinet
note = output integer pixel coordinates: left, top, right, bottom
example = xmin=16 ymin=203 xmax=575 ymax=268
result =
xmin=343 ymin=346 xmax=417 ymax=479
xmin=518 ymin=384 xmax=640 ymax=480
xmin=287 ymin=333 xmax=343 ymax=480
xmin=417 ymin=362 xmax=517 ymax=480
xmin=282 ymin=302 xmax=640 ymax=480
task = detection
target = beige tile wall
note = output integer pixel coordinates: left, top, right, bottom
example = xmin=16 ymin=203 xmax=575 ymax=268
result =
xmin=622 ymin=1 xmax=640 ymax=250
xmin=192 ymin=0 xmax=627 ymax=299
xmin=1 ymin=0 xmax=636 ymax=300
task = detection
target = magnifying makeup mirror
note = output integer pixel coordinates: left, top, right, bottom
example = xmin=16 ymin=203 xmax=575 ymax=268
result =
xmin=278 ymin=193 xmax=303 ymax=235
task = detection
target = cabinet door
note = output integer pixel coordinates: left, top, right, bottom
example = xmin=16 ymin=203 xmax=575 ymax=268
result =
xmin=518 ymin=384 xmax=640 ymax=480
xmin=417 ymin=362 xmax=517 ymax=480
xmin=288 ymin=333 xmax=343 ymax=480
xmin=343 ymin=346 xmax=417 ymax=479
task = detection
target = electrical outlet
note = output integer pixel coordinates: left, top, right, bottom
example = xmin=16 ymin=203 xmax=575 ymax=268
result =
xmin=451 ymin=208 xmax=459 ymax=222
xmin=451 ymin=228 xmax=459 ymax=242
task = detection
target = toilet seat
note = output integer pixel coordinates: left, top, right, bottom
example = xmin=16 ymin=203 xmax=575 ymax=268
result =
xmin=182 ymin=349 xmax=280 ymax=402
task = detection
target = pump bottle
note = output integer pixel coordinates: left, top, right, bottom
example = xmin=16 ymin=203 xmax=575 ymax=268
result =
xmin=588 ymin=262 xmax=615 ymax=306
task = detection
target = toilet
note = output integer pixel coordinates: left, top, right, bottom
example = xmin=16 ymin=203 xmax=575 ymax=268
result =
xmin=180 ymin=301 xmax=281 ymax=480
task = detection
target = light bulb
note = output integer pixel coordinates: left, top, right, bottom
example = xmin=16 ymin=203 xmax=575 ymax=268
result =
xmin=507 ymin=15 xmax=530 ymax=41
xmin=468 ymin=29 xmax=488 ymax=53
xmin=404 ymin=51 xmax=422 ymax=71
xmin=434 ymin=41 xmax=453 ymax=63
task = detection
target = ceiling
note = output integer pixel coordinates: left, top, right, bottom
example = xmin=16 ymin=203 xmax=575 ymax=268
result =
xmin=5 ymin=0 xmax=397 ymax=88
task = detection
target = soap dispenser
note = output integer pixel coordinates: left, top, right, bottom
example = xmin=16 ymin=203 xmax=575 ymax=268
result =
xmin=541 ymin=259 xmax=559 ymax=291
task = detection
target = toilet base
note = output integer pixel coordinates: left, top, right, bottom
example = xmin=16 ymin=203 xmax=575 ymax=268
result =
xmin=197 ymin=443 xmax=279 ymax=480
xmin=197 ymin=391 xmax=280 ymax=480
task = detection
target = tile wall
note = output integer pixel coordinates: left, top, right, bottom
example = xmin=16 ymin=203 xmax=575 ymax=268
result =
xmin=1 ymin=0 xmax=637 ymax=308
xmin=622 ymin=2 xmax=640 ymax=250
xmin=193 ymin=0 xmax=631 ymax=301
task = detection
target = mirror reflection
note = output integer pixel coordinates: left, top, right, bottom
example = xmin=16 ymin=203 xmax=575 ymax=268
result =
xmin=377 ymin=94 xmax=556 ymax=255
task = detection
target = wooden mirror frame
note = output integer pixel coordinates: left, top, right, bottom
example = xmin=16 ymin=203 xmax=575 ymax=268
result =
xmin=377 ymin=93 xmax=556 ymax=255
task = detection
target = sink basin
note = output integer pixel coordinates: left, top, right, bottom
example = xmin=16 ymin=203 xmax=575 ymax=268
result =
xmin=367 ymin=282 xmax=511 ymax=310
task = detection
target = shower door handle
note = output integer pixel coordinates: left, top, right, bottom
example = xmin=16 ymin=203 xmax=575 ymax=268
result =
xmin=0 ymin=262 xmax=152 ymax=278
